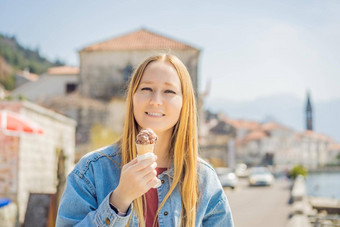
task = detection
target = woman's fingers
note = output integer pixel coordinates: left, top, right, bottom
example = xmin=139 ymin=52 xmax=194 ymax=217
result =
xmin=129 ymin=155 xmax=157 ymax=172
xmin=123 ymin=157 xmax=138 ymax=169
xmin=138 ymin=162 xmax=157 ymax=176
xmin=118 ymin=155 xmax=158 ymax=196
xmin=143 ymin=169 xmax=157 ymax=182
xmin=146 ymin=177 xmax=161 ymax=189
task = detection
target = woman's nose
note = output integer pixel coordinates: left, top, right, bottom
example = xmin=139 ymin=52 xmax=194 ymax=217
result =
xmin=149 ymin=92 xmax=162 ymax=105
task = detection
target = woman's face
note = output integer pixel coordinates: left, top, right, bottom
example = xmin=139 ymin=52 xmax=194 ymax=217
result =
xmin=133 ymin=61 xmax=183 ymax=135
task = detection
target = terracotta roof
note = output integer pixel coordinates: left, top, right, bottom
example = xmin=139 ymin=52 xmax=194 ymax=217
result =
xmin=261 ymin=122 xmax=290 ymax=131
xmin=297 ymin=130 xmax=333 ymax=142
xmin=47 ymin=66 xmax=79 ymax=75
xmin=225 ymin=119 xmax=260 ymax=130
xmin=244 ymin=130 xmax=268 ymax=141
xmin=81 ymin=29 xmax=198 ymax=51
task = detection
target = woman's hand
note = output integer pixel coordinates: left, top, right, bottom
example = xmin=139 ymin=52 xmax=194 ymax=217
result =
xmin=109 ymin=154 xmax=158 ymax=213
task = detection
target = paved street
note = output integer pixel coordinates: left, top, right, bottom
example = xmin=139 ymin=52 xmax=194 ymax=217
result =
xmin=225 ymin=178 xmax=293 ymax=227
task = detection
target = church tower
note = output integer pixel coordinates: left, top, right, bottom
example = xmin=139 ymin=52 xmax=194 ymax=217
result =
xmin=306 ymin=91 xmax=313 ymax=131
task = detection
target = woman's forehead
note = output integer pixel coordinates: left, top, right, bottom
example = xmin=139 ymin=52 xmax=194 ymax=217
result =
xmin=140 ymin=61 xmax=181 ymax=87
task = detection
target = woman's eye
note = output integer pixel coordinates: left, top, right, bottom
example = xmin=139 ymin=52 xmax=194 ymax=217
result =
xmin=141 ymin=87 xmax=152 ymax=91
xmin=165 ymin=90 xmax=176 ymax=94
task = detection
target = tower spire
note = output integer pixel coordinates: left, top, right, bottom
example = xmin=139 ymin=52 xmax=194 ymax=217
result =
xmin=306 ymin=91 xmax=313 ymax=131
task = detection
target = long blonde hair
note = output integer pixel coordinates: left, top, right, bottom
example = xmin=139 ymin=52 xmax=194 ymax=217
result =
xmin=121 ymin=54 xmax=198 ymax=227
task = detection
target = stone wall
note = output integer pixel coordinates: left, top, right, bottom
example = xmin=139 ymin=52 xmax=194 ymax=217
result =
xmin=106 ymin=97 xmax=126 ymax=134
xmin=79 ymin=50 xmax=200 ymax=101
xmin=0 ymin=135 xmax=19 ymax=201
xmin=0 ymin=101 xmax=76 ymax=223
xmin=199 ymin=135 xmax=231 ymax=167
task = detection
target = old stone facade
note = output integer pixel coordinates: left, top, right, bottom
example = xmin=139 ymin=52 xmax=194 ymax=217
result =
xmin=199 ymin=111 xmax=236 ymax=168
xmin=0 ymin=101 xmax=76 ymax=224
xmin=79 ymin=29 xmax=200 ymax=101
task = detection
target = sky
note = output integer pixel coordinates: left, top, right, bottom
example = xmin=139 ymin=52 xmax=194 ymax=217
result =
xmin=1 ymin=0 xmax=340 ymax=102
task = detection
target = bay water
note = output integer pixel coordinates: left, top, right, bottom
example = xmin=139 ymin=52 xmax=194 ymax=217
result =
xmin=305 ymin=171 xmax=340 ymax=199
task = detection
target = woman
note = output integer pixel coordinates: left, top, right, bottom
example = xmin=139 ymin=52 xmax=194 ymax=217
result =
xmin=56 ymin=54 xmax=234 ymax=226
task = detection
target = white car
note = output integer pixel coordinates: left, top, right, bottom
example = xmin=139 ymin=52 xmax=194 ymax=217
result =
xmin=248 ymin=167 xmax=274 ymax=186
xmin=215 ymin=167 xmax=239 ymax=189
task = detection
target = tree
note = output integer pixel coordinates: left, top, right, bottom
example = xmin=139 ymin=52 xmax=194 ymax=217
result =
xmin=289 ymin=165 xmax=308 ymax=179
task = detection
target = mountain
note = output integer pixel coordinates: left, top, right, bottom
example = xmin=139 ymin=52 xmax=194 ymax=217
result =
xmin=0 ymin=33 xmax=64 ymax=90
xmin=205 ymin=94 xmax=340 ymax=142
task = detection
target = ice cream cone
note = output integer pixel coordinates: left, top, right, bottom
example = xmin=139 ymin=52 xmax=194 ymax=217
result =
xmin=135 ymin=128 xmax=160 ymax=188
xmin=136 ymin=143 xmax=154 ymax=155
xmin=136 ymin=143 xmax=161 ymax=188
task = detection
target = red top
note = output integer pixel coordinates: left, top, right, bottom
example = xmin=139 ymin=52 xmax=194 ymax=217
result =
xmin=144 ymin=168 xmax=167 ymax=227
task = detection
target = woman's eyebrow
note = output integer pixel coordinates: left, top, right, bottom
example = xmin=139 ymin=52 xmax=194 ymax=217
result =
xmin=140 ymin=81 xmax=178 ymax=88
xmin=164 ymin=82 xmax=178 ymax=87
xmin=139 ymin=81 xmax=153 ymax=85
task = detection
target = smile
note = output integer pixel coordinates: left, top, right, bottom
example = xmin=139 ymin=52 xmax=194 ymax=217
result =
xmin=146 ymin=112 xmax=165 ymax=117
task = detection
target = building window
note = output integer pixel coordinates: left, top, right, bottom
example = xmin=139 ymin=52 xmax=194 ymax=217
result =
xmin=123 ymin=65 xmax=134 ymax=82
xmin=66 ymin=83 xmax=77 ymax=94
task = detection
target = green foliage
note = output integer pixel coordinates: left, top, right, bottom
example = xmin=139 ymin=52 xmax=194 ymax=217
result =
xmin=0 ymin=34 xmax=60 ymax=74
xmin=0 ymin=74 xmax=15 ymax=90
xmin=289 ymin=165 xmax=308 ymax=179
xmin=337 ymin=152 xmax=340 ymax=160
xmin=18 ymin=94 xmax=26 ymax=100
xmin=0 ymin=33 xmax=65 ymax=89
xmin=5 ymin=95 xmax=13 ymax=100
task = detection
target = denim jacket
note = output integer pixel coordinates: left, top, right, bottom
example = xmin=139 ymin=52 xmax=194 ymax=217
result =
xmin=56 ymin=145 xmax=234 ymax=227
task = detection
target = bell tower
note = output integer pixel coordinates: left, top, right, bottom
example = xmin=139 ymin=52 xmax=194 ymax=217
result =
xmin=306 ymin=91 xmax=313 ymax=131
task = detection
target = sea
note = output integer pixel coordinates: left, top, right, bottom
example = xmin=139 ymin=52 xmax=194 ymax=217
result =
xmin=305 ymin=171 xmax=340 ymax=199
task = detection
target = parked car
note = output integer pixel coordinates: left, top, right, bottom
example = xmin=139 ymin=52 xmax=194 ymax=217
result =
xmin=235 ymin=163 xmax=249 ymax=178
xmin=248 ymin=167 xmax=274 ymax=186
xmin=215 ymin=167 xmax=239 ymax=189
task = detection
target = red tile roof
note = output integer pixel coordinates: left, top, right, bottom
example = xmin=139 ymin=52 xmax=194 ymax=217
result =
xmin=244 ymin=130 xmax=268 ymax=141
xmin=261 ymin=122 xmax=290 ymax=131
xmin=47 ymin=66 xmax=79 ymax=75
xmin=297 ymin=130 xmax=333 ymax=142
xmin=225 ymin=119 xmax=260 ymax=130
xmin=81 ymin=29 xmax=199 ymax=51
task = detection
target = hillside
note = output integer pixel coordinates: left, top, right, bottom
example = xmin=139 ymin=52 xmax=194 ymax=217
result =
xmin=0 ymin=33 xmax=64 ymax=90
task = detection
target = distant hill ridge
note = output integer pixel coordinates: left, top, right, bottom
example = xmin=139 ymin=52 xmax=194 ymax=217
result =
xmin=0 ymin=33 xmax=64 ymax=90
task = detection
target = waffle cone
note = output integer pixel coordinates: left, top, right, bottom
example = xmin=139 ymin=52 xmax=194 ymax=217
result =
xmin=136 ymin=144 xmax=154 ymax=155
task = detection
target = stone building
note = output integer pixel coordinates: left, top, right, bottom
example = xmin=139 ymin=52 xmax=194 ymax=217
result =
xmin=200 ymin=108 xmax=340 ymax=170
xmin=11 ymin=66 xmax=79 ymax=103
xmin=79 ymin=28 xmax=200 ymax=101
xmin=235 ymin=120 xmax=340 ymax=170
xmin=199 ymin=111 xmax=236 ymax=167
xmin=236 ymin=122 xmax=295 ymax=167
xmin=0 ymin=101 xmax=76 ymax=224
xmin=294 ymin=130 xmax=336 ymax=169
